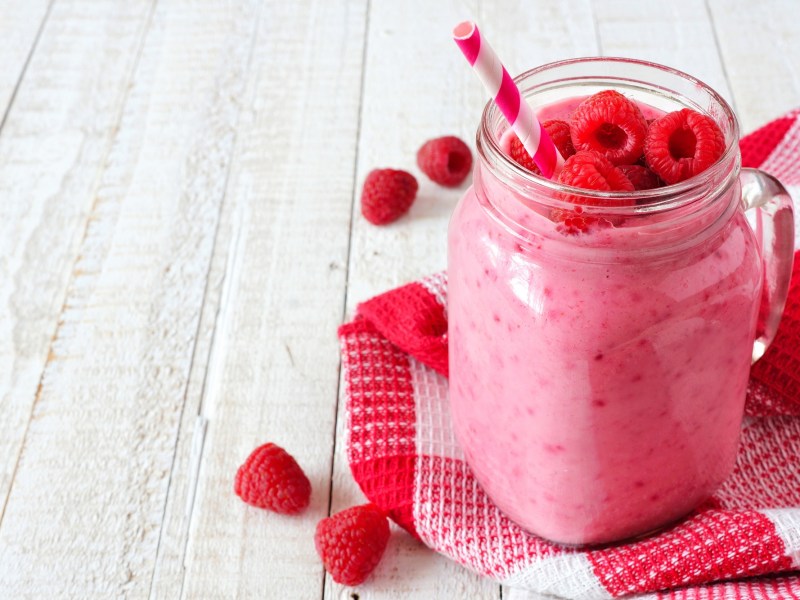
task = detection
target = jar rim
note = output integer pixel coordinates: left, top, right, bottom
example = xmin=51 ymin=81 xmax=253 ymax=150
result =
xmin=477 ymin=57 xmax=741 ymax=215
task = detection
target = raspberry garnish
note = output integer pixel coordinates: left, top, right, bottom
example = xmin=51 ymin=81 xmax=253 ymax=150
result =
xmin=417 ymin=136 xmax=473 ymax=187
xmin=234 ymin=443 xmax=311 ymax=514
xmin=360 ymin=169 xmax=418 ymax=225
xmin=553 ymin=151 xmax=634 ymax=235
xmin=552 ymin=206 xmax=612 ymax=236
xmin=557 ymin=150 xmax=636 ymax=193
xmin=315 ymin=504 xmax=391 ymax=586
xmin=618 ymin=164 xmax=663 ymax=190
xmin=510 ymin=119 xmax=575 ymax=174
xmin=644 ymin=108 xmax=725 ymax=184
xmin=570 ymin=90 xmax=648 ymax=165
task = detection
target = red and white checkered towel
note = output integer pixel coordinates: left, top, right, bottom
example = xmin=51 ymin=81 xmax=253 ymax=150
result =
xmin=338 ymin=109 xmax=800 ymax=599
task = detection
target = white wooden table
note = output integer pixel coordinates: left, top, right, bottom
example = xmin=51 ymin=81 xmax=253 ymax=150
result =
xmin=0 ymin=1 xmax=798 ymax=598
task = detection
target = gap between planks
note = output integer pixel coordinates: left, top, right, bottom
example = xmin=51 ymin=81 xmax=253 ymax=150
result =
xmin=0 ymin=0 xmax=54 ymax=135
xmin=0 ymin=0 xmax=159 ymax=528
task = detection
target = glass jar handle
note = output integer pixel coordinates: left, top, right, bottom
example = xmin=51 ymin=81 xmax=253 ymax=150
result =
xmin=740 ymin=167 xmax=795 ymax=361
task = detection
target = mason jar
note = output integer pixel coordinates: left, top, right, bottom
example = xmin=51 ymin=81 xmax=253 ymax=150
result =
xmin=448 ymin=57 xmax=794 ymax=545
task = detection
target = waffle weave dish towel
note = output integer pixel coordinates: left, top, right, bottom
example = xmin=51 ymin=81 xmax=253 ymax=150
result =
xmin=338 ymin=109 xmax=800 ymax=599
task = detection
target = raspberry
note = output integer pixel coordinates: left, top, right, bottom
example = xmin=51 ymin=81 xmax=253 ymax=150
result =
xmin=509 ymin=119 xmax=575 ymax=174
xmin=361 ymin=169 xmax=418 ymax=225
xmin=234 ymin=443 xmax=311 ymax=514
xmin=570 ymin=90 xmax=648 ymax=165
xmin=552 ymin=152 xmax=634 ymax=235
xmin=557 ymin=151 xmax=635 ymax=193
xmin=644 ymin=108 xmax=725 ymax=184
xmin=416 ymin=136 xmax=472 ymax=187
xmin=618 ymin=164 xmax=662 ymax=190
xmin=315 ymin=504 xmax=390 ymax=586
xmin=552 ymin=206 xmax=612 ymax=236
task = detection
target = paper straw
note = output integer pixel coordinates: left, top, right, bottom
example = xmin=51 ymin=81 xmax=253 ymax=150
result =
xmin=453 ymin=21 xmax=565 ymax=179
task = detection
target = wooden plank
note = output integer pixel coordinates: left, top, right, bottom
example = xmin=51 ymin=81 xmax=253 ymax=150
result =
xmin=0 ymin=0 xmax=50 ymax=118
xmin=707 ymin=0 xmax=800 ymax=132
xmin=329 ymin=2 xmax=597 ymax=599
xmin=593 ymin=0 xmax=734 ymax=105
xmin=0 ymin=0 xmax=154 ymax=534
xmin=172 ymin=0 xmax=368 ymax=598
xmin=149 ymin=193 xmax=230 ymax=599
xmin=0 ymin=0 xmax=264 ymax=596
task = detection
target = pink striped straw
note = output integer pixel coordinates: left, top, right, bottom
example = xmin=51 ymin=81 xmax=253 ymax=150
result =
xmin=453 ymin=21 xmax=565 ymax=179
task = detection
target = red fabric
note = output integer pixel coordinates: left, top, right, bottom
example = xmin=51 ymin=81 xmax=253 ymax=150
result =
xmin=416 ymin=455 xmax=563 ymax=576
xmin=340 ymin=317 xmax=419 ymax=537
xmin=338 ymin=111 xmax=800 ymax=598
xmin=749 ymin=256 xmax=800 ymax=416
xmin=357 ymin=281 xmax=449 ymax=377
xmin=714 ymin=416 xmax=800 ymax=509
xmin=589 ymin=511 xmax=792 ymax=596
xmin=741 ymin=115 xmax=796 ymax=169
xmin=658 ymin=577 xmax=800 ymax=600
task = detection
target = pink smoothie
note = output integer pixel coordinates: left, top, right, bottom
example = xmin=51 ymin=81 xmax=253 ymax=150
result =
xmin=448 ymin=97 xmax=762 ymax=545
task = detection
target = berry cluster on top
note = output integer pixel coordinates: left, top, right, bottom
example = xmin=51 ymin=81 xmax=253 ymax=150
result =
xmin=509 ymin=90 xmax=726 ymax=193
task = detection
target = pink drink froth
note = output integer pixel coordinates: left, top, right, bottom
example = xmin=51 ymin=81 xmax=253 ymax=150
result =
xmin=448 ymin=98 xmax=762 ymax=545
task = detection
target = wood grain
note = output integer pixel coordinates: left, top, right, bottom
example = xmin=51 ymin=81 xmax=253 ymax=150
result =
xmin=173 ymin=0 xmax=368 ymax=598
xmin=593 ymin=0 xmax=734 ymax=104
xmin=0 ymin=0 xmax=155 ymax=545
xmin=708 ymin=0 xmax=800 ymax=132
xmin=0 ymin=1 xmax=797 ymax=598
xmin=0 ymin=0 xmax=50 ymax=119
xmin=0 ymin=0 xmax=260 ymax=595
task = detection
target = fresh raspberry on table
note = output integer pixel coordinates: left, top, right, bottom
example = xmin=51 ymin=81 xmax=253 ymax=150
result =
xmin=360 ymin=169 xmax=419 ymax=225
xmin=644 ymin=108 xmax=725 ymax=184
xmin=509 ymin=119 xmax=575 ymax=174
xmin=557 ymin=150 xmax=635 ymax=192
xmin=618 ymin=164 xmax=663 ymax=190
xmin=315 ymin=503 xmax=391 ymax=586
xmin=570 ymin=90 xmax=649 ymax=165
xmin=234 ymin=443 xmax=311 ymax=514
xmin=416 ymin=136 xmax=473 ymax=187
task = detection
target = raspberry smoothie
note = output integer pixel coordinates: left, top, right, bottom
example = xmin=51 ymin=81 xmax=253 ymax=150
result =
xmin=448 ymin=62 xmax=767 ymax=545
